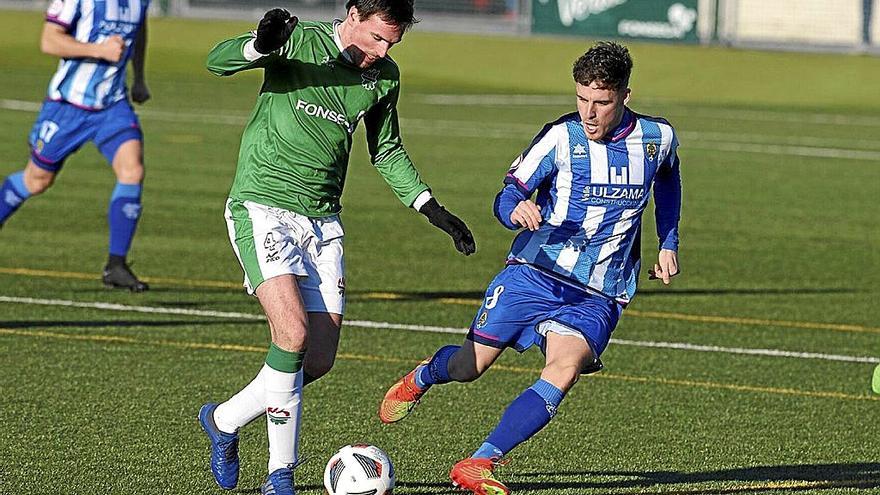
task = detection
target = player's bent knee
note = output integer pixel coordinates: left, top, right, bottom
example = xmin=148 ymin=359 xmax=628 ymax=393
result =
xmin=541 ymin=362 xmax=582 ymax=391
xmin=453 ymin=368 xmax=480 ymax=382
xmin=26 ymin=177 xmax=54 ymax=195
xmin=270 ymin=325 xmax=308 ymax=353
xmin=449 ymin=360 xmax=486 ymax=382
xmin=23 ymin=161 xmax=57 ymax=195
xmin=24 ymin=170 xmax=55 ymax=195
xmin=114 ymin=162 xmax=145 ymax=184
xmin=304 ymin=354 xmax=335 ymax=379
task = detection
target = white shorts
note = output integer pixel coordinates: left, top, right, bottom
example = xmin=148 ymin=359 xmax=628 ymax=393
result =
xmin=224 ymin=198 xmax=345 ymax=314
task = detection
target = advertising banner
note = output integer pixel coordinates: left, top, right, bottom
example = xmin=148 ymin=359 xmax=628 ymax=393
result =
xmin=533 ymin=0 xmax=700 ymax=42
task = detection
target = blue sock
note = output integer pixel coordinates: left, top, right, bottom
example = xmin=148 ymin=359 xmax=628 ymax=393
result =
xmin=0 ymin=172 xmax=32 ymax=225
xmin=108 ymin=183 xmax=142 ymax=257
xmin=475 ymin=379 xmax=565 ymax=459
xmin=414 ymin=345 xmax=459 ymax=389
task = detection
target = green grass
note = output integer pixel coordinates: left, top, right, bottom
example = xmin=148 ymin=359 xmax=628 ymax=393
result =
xmin=1 ymin=9 xmax=879 ymax=495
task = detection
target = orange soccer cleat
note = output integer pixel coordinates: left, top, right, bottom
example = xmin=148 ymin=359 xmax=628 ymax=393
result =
xmin=378 ymin=359 xmax=429 ymax=424
xmin=449 ymin=457 xmax=510 ymax=495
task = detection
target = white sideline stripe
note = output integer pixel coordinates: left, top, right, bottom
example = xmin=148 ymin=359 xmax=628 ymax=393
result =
xmin=0 ymin=295 xmax=267 ymax=320
xmin=2 ymin=99 xmax=878 ymax=160
xmin=616 ymin=339 xmax=880 ymax=364
xmin=1 ymin=296 xmax=877 ymax=365
xmin=419 ymin=94 xmax=573 ymax=106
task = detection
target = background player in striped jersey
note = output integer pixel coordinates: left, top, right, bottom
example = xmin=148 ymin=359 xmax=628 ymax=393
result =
xmin=197 ymin=2 xmax=475 ymax=494
xmin=380 ymin=41 xmax=682 ymax=495
xmin=0 ymin=0 xmax=151 ymax=291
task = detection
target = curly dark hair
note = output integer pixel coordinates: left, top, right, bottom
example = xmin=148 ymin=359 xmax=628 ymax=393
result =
xmin=572 ymin=42 xmax=633 ymax=91
xmin=345 ymin=0 xmax=419 ymax=31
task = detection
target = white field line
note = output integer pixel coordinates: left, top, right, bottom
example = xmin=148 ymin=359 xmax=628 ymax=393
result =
xmin=681 ymin=130 xmax=880 ymax=150
xmin=419 ymin=94 xmax=573 ymax=106
xmin=1 ymin=295 xmax=877 ymax=365
xmin=3 ymin=99 xmax=880 ymax=161
xmin=686 ymin=141 xmax=880 ymax=161
xmin=416 ymin=94 xmax=880 ymax=127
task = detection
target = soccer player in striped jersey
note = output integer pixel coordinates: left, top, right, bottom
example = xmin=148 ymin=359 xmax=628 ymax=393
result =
xmin=380 ymin=42 xmax=682 ymax=495
xmin=0 ymin=0 xmax=151 ymax=291
xmin=197 ymin=2 xmax=475 ymax=494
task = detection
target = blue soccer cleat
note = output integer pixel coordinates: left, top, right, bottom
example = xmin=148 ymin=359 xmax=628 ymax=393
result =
xmin=198 ymin=403 xmax=240 ymax=490
xmin=261 ymin=467 xmax=295 ymax=495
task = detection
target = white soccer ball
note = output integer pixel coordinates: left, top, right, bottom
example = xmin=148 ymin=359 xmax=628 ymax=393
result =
xmin=323 ymin=444 xmax=395 ymax=495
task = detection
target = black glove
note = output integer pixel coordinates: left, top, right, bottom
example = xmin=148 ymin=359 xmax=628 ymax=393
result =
xmin=254 ymin=8 xmax=298 ymax=54
xmin=419 ymin=198 xmax=476 ymax=256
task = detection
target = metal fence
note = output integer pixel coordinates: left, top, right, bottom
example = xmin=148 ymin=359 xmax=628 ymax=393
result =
xmin=3 ymin=0 xmax=878 ymax=53
xmin=162 ymin=0 xmax=532 ymax=34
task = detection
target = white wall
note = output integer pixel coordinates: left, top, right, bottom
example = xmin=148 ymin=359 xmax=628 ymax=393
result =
xmin=873 ymin=0 xmax=880 ymax=45
xmin=732 ymin=0 xmax=863 ymax=45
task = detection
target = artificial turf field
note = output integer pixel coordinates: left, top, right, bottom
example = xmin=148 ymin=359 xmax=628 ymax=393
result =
xmin=1 ymin=9 xmax=879 ymax=494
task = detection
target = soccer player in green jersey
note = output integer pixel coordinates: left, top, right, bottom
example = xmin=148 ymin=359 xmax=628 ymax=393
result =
xmin=197 ymin=2 xmax=475 ymax=493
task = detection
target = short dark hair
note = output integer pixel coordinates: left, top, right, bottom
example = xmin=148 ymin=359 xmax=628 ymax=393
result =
xmin=572 ymin=42 xmax=633 ymax=91
xmin=345 ymin=0 xmax=418 ymax=31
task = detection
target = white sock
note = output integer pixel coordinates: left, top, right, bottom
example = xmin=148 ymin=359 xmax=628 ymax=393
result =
xmin=265 ymin=367 xmax=303 ymax=473
xmin=213 ymin=364 xmax=269 ymax=434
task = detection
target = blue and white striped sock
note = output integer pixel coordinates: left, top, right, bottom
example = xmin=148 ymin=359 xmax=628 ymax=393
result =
xmin=107 ymin=183 xmax=142 ymax=257
xmin=0 ymin=172 xmax=32 ymax=225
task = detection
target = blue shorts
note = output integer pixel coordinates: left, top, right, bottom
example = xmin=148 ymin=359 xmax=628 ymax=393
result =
xmin=467 ymin=264 xmax=623 ymax=367
xmin=28 ymin=99 xmax=143 ymax=172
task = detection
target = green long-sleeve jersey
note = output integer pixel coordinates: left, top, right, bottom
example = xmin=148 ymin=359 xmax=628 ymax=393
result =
xmin=206 ymin=20 xmax=429 ymax=217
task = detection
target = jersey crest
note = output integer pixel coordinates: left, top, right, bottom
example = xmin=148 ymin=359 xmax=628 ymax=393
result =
xmin=645 ymin=142 xmax=658 ymax=161
xmin=361 ymin=68 xmax=379 ymax=90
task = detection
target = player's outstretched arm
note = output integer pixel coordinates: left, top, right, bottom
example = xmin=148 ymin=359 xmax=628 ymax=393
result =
xmin=41 ymin=22 xmax=123 ymax=62
xmin=206 ymin=9 xmax=298 ymax=77
xmin=362 ymin=82 xmax=476 ymax=255
xmin=130 ymin=18 xmax=150 ymax=105
xmin=418 ymin=198 xmax=476 ymax=255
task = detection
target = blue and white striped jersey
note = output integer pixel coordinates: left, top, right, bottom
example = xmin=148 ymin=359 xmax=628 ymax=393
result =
xmin=45 ymin=0 xmax=149 ymax=110
xmin=494 ymin=109 xmax=681 ymax=303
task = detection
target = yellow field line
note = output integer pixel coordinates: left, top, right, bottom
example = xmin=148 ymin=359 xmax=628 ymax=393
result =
xmin=2 ymin=327 xmax=877 ymax=403
xmin=2 ymin=266 xmax=878 ymax=334
xmin=624 ymin=309 xmax=880 ymax=334
xmin=357 ymin=291 xmax=880 ymax=334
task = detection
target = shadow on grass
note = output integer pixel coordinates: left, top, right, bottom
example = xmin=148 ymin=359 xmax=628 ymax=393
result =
xmin=504 ymin=462 xmax=880 ymax=493
xmin=229 ymin=484 xmax=323 ymax=494
xmin=394 ymin=463 xmax=880 ymax=494
xmin=75 ymin=286 xmax=238 ymax=295
xmin=0 ymin=319 xmax=246 ymax=329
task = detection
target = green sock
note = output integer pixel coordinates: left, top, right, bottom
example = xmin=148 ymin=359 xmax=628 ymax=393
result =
xmin=266 ymin=343 xmax=304 ymax=373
